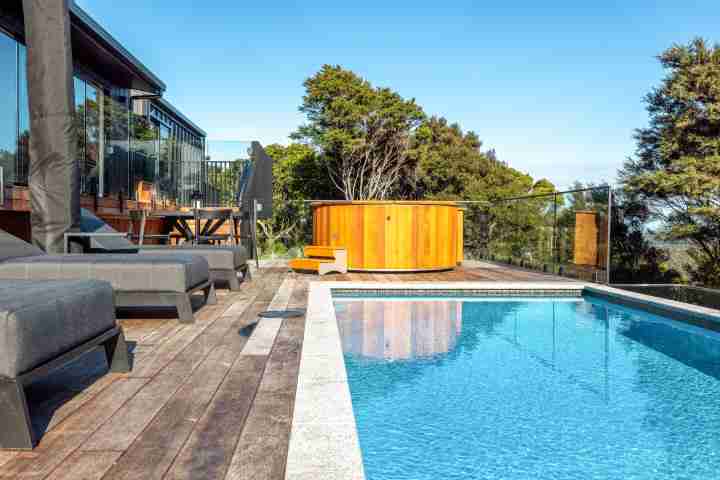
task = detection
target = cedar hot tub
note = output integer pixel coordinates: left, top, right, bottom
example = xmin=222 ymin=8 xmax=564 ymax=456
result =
xmin=311 ymin=201 xmax=463 ymax=272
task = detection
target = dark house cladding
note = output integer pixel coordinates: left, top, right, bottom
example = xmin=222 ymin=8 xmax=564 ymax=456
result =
xmin=0 ymin=0 xmax=206 ymax=205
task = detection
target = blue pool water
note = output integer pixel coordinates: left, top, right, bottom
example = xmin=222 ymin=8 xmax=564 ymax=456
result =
xmin=333 ymin=295 xmax=720 ymax=480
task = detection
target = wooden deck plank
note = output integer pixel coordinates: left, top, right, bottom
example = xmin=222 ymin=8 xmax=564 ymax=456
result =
xmin=225 ymin=308 xmax=306 ymax=480
xmin=81 ymin=370 xmax=189 ymax=452
xmin=127 ymin=303 xmax=226 ymax=379
xmin=100 ymin=274 xmax=284 ymax=480
xmin=162 ymin=355 xmax=268 ymax=480
xmin=0 ymin=378 xmax=148 ymax=478
xmin=45 ymin=451 xmax=122 ymax=480
xmin=0 ymin=270 xmax=282 ymax=478
xmin=82 ymin=273 xmax=283 ymax=453
xmin=119 ymin=318 xmax=171 ymax=343
xmin=160 ymin=272 xmax=288 ymax=479
xmin=0 ymin=453 xmax=17 ymax=470
xmin=132 ymin=320 xmax=184 ymax=347
xmin=99 ymin=348 xmax=242 ymax=480
xmin=255 ymin=315 xmax=305 ymax=398
xmin=287 ymin=278 xmax=309 ymax=308
xmin=27 ymin=351 xmax=121 ymax=434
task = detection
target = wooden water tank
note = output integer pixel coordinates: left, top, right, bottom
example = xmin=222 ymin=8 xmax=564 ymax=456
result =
xmin=312 ymin=201 xmax=462 ymax=272
xmin=573 ymin=210 xmax=599 ymax=266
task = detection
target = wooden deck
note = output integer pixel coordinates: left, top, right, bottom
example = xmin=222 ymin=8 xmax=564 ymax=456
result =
xmin=0 ymin=261 xmax=562 ymax=479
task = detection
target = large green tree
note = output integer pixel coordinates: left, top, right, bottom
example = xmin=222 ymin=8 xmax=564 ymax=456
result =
xmin=402 ymin=116 xmax=534 ymax=201
xmin=259 ymin=143 xmax=333 ymax=255
xmin=620 ymin=38 xmax=720 ymax=285
xmin=292 ymin=65 xmax=425 ymax=200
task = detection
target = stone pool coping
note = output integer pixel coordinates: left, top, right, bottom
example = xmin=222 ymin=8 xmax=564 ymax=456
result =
xmin=285 ymin=281 xmax=720 ymax=479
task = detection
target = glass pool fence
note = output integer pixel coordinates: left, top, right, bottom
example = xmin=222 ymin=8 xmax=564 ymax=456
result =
xmin=256 ymin=188 xmax=720 ymax=305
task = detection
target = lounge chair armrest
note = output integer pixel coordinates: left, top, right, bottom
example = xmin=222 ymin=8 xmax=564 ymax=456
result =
xmin=63 ymin=232 xmax=130 ymax=253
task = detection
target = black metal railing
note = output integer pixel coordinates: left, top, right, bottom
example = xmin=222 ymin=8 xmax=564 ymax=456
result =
xmin=202 ymin=159 xmax=251 ymax=207
xmin=8 ymin=138 xmax=269 ymax=212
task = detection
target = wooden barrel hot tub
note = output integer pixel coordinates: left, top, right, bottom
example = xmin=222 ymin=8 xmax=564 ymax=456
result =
xmin=312 ymin=201 xmax=463 ymax=272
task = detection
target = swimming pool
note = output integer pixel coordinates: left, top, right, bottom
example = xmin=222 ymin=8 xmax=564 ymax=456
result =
xmin=333 ymin=293 xmax=720 ymax=480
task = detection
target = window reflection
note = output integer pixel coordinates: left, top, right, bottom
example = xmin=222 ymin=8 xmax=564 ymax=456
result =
xmin=17 ymin=44 xmax=29 ymax=185
xmin=74 ymin=77 xmax=86 ymax=188
xmin=131 ymin=112 xmax=158 ymax=194
xmin=0 ymin=27 xmax=205 ymax=202
xmin=157 ymin=122 xmax=173 ymax=201
xmin=84 ymin=82 xmax=100 ymax=194
xmin=0 ymin=32 xmax=16 ymax=185
xmin=103 ymin=88 xmax=130 ymax=195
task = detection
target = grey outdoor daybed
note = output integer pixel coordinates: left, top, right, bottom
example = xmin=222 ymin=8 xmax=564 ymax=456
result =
xmin=138 ymin=244 xmax=250 ymax=290
xmin=79 ymin=209 xmax=251 ymax=291
xmin=0 ymin=278 xmax=129 ymax=449
xmin=0 ymin=230 xmax=215 ymax=323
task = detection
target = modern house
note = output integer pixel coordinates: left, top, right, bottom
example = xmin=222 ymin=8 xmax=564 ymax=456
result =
xmin=0 ymin=0 xmax=207 ymax=239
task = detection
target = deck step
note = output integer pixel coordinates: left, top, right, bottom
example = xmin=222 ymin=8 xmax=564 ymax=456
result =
xmin=288 ymin=258 xmax=334 ymax=272
xmin=303 ymin=245 xmax=344 ymax=258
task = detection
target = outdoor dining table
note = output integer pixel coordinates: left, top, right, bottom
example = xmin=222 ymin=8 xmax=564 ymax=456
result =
xmin=150 ymin=209 xmax=241 ymax=244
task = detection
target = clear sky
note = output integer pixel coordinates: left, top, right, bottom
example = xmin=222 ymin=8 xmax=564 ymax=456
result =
xmin=76 ymin=0 xmax=719 ymax=190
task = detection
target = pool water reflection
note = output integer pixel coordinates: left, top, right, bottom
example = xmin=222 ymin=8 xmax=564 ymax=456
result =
xmin=335 ymin=299 xmax=463 ymax=360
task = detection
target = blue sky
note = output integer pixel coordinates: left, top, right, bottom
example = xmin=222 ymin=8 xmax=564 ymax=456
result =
xmin=77 ymin=0 xmax=720 ymax=189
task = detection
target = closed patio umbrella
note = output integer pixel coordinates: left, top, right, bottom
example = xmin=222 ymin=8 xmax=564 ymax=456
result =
xmin=22 ymin=0 xmax=79 ymax=253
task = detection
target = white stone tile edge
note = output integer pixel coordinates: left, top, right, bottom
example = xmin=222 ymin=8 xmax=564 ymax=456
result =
xmin=285 ymin=282 xmax=365 ymax=480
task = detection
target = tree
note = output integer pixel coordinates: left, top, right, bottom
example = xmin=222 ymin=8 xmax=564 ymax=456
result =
xmin=402 ymin=117 xmax=488 ymax=199
xmin=610 ymin=191 xmax=682 ymax=283
xmin=293 ymin=65 xmax=425 ymax=200
xmin=402 ymin=116 xmax=534 ymax=201
xmin=620 ymin=38 xmax=720 ymax=286
xmin=206 ymin=159 xmax=248 ymax=207
xmin=265 ymin=143 xmax=336 ymax=202
xmin=259 ymin=143 xmax=333 ymax=255
xmin=0 ymin=148 xmax=14 ymax=184
xmin=484 ymin=178 xmax=557 ymax=266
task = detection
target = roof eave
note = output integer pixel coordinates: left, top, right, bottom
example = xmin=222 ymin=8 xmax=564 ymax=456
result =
xmin=69 ymin=1 xmax=166 ymax=94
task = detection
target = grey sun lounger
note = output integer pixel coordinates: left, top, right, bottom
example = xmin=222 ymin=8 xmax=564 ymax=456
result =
xmin=79 ymin=209 xmax=251 ymax=291
xmin=0 ymin=230 xmax=215 ymax=323
xmin=0 ymin=278 xmax=129 ymax=449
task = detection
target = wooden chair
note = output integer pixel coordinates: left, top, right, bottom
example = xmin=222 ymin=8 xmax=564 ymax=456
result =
xmin=128 ymin=210 xmax=171 ymax=246
xmin=135 ymin=181 xmax=155 ymax=206
xmin=194 ymin=209 xmax=238 ymax=245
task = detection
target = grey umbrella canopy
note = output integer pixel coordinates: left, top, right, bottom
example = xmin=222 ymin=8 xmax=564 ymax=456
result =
xmin=241 ymin=142 xmax=274 ymax=220
xmin=22 ymin=0 xmax=79 ymax=253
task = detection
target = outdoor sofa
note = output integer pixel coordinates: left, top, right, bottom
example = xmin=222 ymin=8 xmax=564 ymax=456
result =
xmin=0 ymin=229 xmax=215 ymax=323
xmin=0 ymin=278 xmax=128 ymax=449
xmin=79 ymin=209 xmax=251 ymax=291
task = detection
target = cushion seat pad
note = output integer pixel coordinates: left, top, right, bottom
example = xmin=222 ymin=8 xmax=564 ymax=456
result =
xmin=0 ymin=254 xmax=209 ymax=293
xmin=139 ymin=245 xmax=248 ymax=270
xmin=0 ymin=279 xmax=116 ymax=378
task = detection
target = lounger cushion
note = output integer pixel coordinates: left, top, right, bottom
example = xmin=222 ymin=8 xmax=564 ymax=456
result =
xmin=80 ymin=208 xmax=139 ymax=253
xmin=0 ymin=254 xmax=209 ymax=293
xmin=0 ymin=230 xmax=44 ymax=262
xmin=0 ymin=279 xmax=116 ymax=378
xmin=138 ymin=245 xmax=248 ymax=270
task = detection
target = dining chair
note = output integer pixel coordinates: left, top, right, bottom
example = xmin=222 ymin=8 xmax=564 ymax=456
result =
xmin=193 ymin=208 xmax=238 ymax=245
xmin=128 ymin=210 xmax=171 ymax=246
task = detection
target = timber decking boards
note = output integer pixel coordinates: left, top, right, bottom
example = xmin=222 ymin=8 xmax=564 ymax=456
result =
xmin=0 ymin=261 xmax=563 ymax=479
